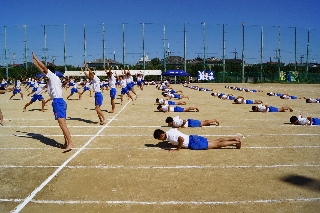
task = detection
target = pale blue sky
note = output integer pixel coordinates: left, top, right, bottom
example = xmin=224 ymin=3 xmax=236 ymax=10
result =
xmin=1 ymin=0 xmax=320 ymax=66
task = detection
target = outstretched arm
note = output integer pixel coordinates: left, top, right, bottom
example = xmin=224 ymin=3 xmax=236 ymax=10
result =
xmin=32 ymin=52 xmax=48 ymax=74
xmin=169 ymin=136 xmax=184 ymax=152
xmin=83 ymin=61 xmax=94 ymax=80
xmin=81 ymin=67 xmax=89 ymax=78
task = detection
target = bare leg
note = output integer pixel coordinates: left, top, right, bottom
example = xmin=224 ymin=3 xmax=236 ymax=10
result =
xmin=41 ymin=100 xmax=45 ymax=112
xmin=177 ymin=101 xmax=186 ymax=105
xmin=207 ymin=137 xmax=241 ymax=149
xmin=95 ymin=105 xmax=106 ymax=124
xmin=254 ymin=100 xmax=263 ymax=104
xmin=57 ymin=118 xmax=73 ymax=151
xmin=279 ymin=106 xmax=293 ymax=112
xmin=184 ymin=107 xmax=199 ymax=112
xmin=201 ymin=119 xmax=219 ymax=126
xmin=109 ymin=98 xmax=115 ymax=113
xmin=23 ymin=101 xmax=33 ymax=112
xmin=0 ymin=109 xmax=4 ymax=126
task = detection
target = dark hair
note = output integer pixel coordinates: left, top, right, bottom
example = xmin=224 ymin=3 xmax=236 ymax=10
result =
xmin=165 ymin=117 xmax=173 ymax=123
xmin=306 ymin=99 xmax=310 ymax=103
xmin=211 ymin=93 xmax=214 ymax=96
xmin=290 ymin=116 xmax=298 ymax=124
xmin=218 ymin=94 xmax=222 ymax=98
xmin=252 ymin=106 xmax=257 ymax=111
xmin=47 ymin=66 xmax=55 ymax=73
xmin=157 ymin=104 xmax=162 ymax=110
xmin=153 ymin=129 xmax=165 ymax=139
xmin=156 ymin=98 xmax=159 ymax=102
xmin=267 ymin=93 xmax=270 ymax=95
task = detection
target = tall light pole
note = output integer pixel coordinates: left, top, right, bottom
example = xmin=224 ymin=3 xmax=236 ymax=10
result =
xmin=201 ymin=22 xmax=206 ymax=71
xmin=222 ymin=24 xmax=225 ymax=82
xmin=277 ymin=26 xmax=281 ymax=81
xmin=122 ymin=23 xmax=126 ymax=66
xmin=306 ymin=28 xmax=310 ymax=77
xmin=43 ymin=25 xmax=47 ymax=66
xmin=163 ymin=24 xmax=167 ymax=73
xmin=64 ymin=24 xmax=67 ymax=71
xmin=183 ymin=23 xmax=187 ymax=72
xmin=4 ymin=26 xmax=8 ymax=78
xmin=24 ymin=25 xmax=28 ymax=70
xmin=260 ymin=25 xmax=264 ymax=82
xmin=102 ymin=23 xmax=105 ymax=68
xmin=84 ymin=24 xmax=86 ymax=63
xmin=142 ymin=23 xmax=145 ymax=69
xmin=241 ymin=22 xmax=245 ymax=83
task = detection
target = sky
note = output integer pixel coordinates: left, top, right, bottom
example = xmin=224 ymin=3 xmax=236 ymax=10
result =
xmin=1 ymin=0 xmax=320 ymax=66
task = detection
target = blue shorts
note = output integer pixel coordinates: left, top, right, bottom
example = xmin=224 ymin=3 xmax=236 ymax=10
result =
xmin=290 ymin=96 xmax=297 ymax=99
xmin=167 ymin=101 xmax=175 ymax=105
xmin=13 ymin=89 xmax=21 ymax=94
xmin=32 ymin=87 xmax=37 ymax=92
xmin=229 ymin=96 xmax=235 ymax=100
xmin=173 ymin=106 xmax=184 ymax=112
xmin=52 ymin=98 xmax=67 ymax=120
xmin=276 ymin=93 xmax=282 ymax=96
xmin=110 ymin=88 xmax=116 ymax=99
xmin=173 ymin=94 xmax=180 ymax=99
xmin=84 ymin=86 xmax=90 ymax=91
xmin=68 ymin=82 xmax=74 ymax=86
xmin=312 ymin=118 xmax=320 ymax=125
xmin=188 ymin=135 xmax=208 ymax=150
xmin=71 ymin=88 xmax=78 ymax=94
xmin=268 ymin=106 xmax=278 ymax=112
xmin=170 ymin=90 xmax=175 ymax=94
xmin=252 ymin=90 xmax=257 ymax=92
xmin=121 ymin=87 xmax=129 ymax=95
xmin=246 ymin=100 xmax=254 ymax=104
xmin=137 ymin=81 xmax=142 ymax=86
xmin=187 ymin=119 xmax=201 ymax=127
xmin=126 ymin=84 xmax=133 ymax=90
xmin=95 ymin=92 xmax=103 ymax=106
xmin=31 ymin=94 xmax=44 ymax=102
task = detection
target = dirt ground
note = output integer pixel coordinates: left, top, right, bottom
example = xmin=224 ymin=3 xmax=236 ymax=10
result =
xmin=0 ymin=82 xmax=320 ymax=213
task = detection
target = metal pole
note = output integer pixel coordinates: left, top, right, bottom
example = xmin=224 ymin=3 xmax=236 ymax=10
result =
xmin=184 ymin=23 xmax=187 ymax=72
xmin=294 ymin=27 xmax=297 ymax=72
xmin=163 ymin=24 xmax=166 ymax=73
xmin=222 ymin=24 xmax=225 ymax=82
xmin=260 ymin=25 xmax=263 ymax=82
xmin=306 ymin=28 xmax=310 ymax=76
xmin=278 ymin=26 xmax=281 ymax=81
xmin=122 ymin=23 xmax=125 ymax=66
xmin=102 ymin=23 xmax=105 ymax=68
xmin=202 ymin=22 xmax=206 ymax=71
xmin=84 ymin=24 xmax=86 ymax=63
xmin=142 ymin=23 xmax=145 ymax=69
xmin=64 ymin=24 xmax=67 ymax=71
xmin=4 ymin=26 xmax=8 ymax=78
xmin=241 ymin=22 xmax=245 ymax=83
xmin=43 ymin=25 xmax=47 ymax=66
xmin=24 ymin=25 xmax=28 ymax=70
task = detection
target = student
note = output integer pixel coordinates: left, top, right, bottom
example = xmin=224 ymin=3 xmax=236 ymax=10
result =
xmin=233 ymin=96 xmax=263 ymax=104
xmin=79 ymin=78 xmax=92 ymax=98
xmin=280 ymin=94 xmax=298 ymax=99
xmin=305 ymin=98 xmax=319 ymax=103
xmin=218 ymin=93 xmax=235 ymax=100
xmin=136 ymin=72 xmax=144 ymax=91
xmin=157 ymin=104 xmax=199 ymax=113
xmin=83 ymin=62 xmax=106 ymax=125
xmin=124 ymin=67 xmax=137 ymax=99
xmin=118 ymin=74 xmax=134 ymax=105
xmin=290 ymin=114 xmax=320 ymax=126
xmin=153 ymin=128 xmax=241 ymax=151
xmin=23 ymin=80 xmax=47 ymax=112
xmin=155 ymin=98 xmax=186 ymax=105
xmin=0 ymin=109 xmax=4 ymax=126
xmin=104 ymin=63 xmax=117 ymax=113
xmin=162 ymin=92 xmax=189 ymax=100
xmin=9 ymin=79 xmax=24 ymax=100
xmin=66 ymin=78 xmax=82 ymax=100
xmin=251 ymin=104 xmax=293 ymax=112
xmin=165 ymin=116 xmax=219 ymax=128
xmin=32 ymin=52 xmax=73 ymax=151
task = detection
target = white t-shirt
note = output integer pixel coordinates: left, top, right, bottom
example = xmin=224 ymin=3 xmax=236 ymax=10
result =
xmin=257 ymin=104 xmax=268 ymax=112
xmin=297 ymin=115 xmax=311 ymax=125
xmin=120 ymin=79 xmax=127 ymax=89
xmin=108 ymin=76 xmax=116 ymax=88
xmin=92 ymin=75 xmax=101 ymax=93
xmin=308 ymin=98 xmax=319 ymax=103
xmin=166 ymin=128 xmax=189 ymax=148
xmin=172 ymin=116 xmax=187 ymax=128
xmin=158 ymin=99 xmax=166 ymax=105
xmin=46 ymin=70 xmax=63 ymax=99
xmin=35 ymin=83 xmax=46 ymax=95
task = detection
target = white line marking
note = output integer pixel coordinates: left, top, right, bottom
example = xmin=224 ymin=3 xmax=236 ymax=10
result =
xmin=2 ymin=197 xmax=320 ymax=205
xmin=1 ymin=145 xmax=320 ymax=151
xmin=11 ymin=101 xmax=131 ymax=213
xmin=6 ymin=133 xmax=320 ymax=137
xmin=1 ymin=164 xmax=320 ymax=169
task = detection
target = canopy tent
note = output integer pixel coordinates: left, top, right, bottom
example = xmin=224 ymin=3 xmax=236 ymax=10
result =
xmin=36 ymin=71 xmax=64 ymax=78
xmin=162 ymin=70 xmax=190 ymax=77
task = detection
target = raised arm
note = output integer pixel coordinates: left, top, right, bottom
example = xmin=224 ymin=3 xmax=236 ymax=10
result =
xmin=83 ymin=61 xmax=94 ymax=80
xmin=32 ymin=52 xmax=48 ymax=74
xmin=81 ymin=67 xmax=89 ymax=78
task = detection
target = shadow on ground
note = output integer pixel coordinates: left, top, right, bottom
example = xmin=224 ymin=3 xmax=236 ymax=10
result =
xmin=281 ymin=174 xmax=320 ymax=192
